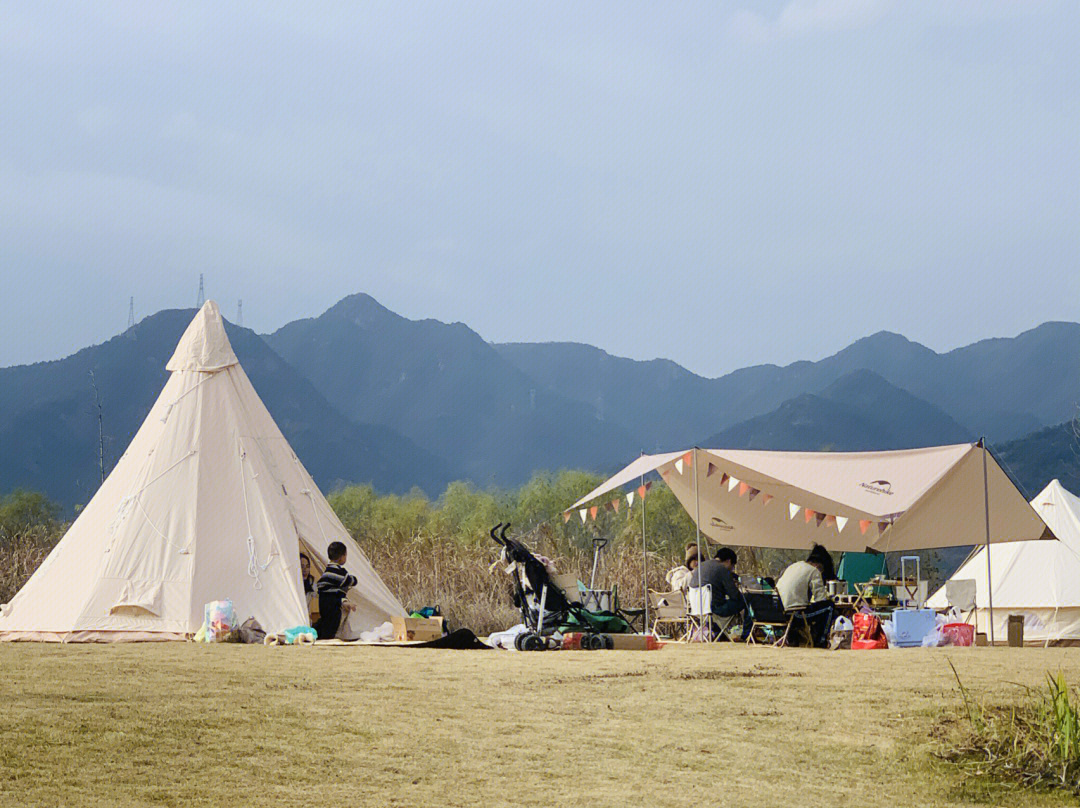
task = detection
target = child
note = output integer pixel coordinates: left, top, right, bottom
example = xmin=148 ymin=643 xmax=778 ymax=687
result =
xmin=313 ymin=541 xmax=358 ymax=640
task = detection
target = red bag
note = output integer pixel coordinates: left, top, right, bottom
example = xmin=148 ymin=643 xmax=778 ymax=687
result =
xmin=852 ymin=612 xmax=888 ymax=649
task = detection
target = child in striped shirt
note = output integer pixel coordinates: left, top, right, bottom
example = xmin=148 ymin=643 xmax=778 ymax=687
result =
xmin=313 ymin=541 xmax=358 ymax=639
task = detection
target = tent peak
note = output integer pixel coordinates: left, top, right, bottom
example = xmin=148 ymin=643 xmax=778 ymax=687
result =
xmin=166 ymin=300 xmax=238 ymax=372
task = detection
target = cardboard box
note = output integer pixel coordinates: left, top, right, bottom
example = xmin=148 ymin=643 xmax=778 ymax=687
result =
xmin=391 ymin=616 xmax=444 ymax=642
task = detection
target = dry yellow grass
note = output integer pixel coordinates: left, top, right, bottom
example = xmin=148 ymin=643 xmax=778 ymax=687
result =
xmin=2 ymin=643 xmax=1079 ymax=807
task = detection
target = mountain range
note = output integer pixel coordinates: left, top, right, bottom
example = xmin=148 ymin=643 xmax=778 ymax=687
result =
xmin=2 ymin=292 xmax=1078 ymax=509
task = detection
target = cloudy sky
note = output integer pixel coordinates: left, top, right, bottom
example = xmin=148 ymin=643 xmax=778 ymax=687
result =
xmin=2 ymin=1 xmax=1077 ymax=375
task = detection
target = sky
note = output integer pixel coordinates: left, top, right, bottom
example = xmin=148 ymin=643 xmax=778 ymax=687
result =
xmin=1 ymin=1 xmax=1077 ymax=377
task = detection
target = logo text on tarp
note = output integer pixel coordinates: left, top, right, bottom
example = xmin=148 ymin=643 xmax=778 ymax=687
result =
xmin=859 ymin=480 xmax=894 ymax=495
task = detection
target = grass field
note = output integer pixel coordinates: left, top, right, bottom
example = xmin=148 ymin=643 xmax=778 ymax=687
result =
xmin=1 ymin=643 xmax=1078 ymax=808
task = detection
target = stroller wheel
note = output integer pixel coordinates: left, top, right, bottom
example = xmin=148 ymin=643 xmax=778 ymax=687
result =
xmin=514 ymin=632 xmax=529 ymax=651
xmin=522 ymin=633 xmax=545 ymax=652
xmin=600 ymin=634 xmax=614 ymax=650
xmin=583 ymin=633 xmax=602 ymax=651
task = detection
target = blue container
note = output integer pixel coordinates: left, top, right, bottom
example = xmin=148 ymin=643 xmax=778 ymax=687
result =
xmin=891 ymin=608 xmax=937 ymax=647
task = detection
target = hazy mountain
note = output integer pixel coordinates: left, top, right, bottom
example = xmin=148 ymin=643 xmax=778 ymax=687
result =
xmin=0 ymin=309 xmax=451 ymax=509
xmin=994 ymin=420 xmax=1080 ymax=498
xmin=497 ymin=323 xmax=1080 ymax=445
xmin=704 ymin=370 xmax=974 ymax=451
xmin=264 ymin=294 xmax=639 ymax=486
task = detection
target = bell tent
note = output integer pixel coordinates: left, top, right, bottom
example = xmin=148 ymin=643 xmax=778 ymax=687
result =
xmin=0 ymin=301 xmax=405 ymax=642
xmin=928 ymin=479 xmax=1080 ymax=645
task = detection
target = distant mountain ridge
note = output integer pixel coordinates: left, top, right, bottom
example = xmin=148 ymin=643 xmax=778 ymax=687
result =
xmin=1 ymin=292 xmax=1078 ymax=506
xmin=265 ymin=294 xmax=639 ymax=486
xmin=705 ymin=369 xmax=974 ymax=451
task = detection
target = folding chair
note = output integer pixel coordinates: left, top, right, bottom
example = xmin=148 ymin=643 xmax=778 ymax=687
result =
xmin=685 ymin=585 xmax=712 ymax=641
xmin=648 ymin=589 xmax=689 ymax=639
xmin=945 ymin=579 xmax=977 ymax=624
xmin=743 ymin=590 xmax=811 ymax=647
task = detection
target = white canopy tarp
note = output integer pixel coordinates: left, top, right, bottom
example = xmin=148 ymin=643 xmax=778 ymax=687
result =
xmin=927 ymin=479 xmax=1080 ymax=644
xmin=0 ymin=301 xmax=405 ymax=642
xmin=572 ymin=445 xmax=1053 ymax=552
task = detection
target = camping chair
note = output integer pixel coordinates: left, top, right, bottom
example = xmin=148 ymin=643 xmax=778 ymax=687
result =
xmin=648 ymin=589 xmax=689 ymax=639
xmin=836 ymin=551 xmax=888 ymax=596
xmin=945 ymin=579 xmax=977 ymax=624
xmin=685 ymin=585 xmax=735 ymax=641
xmin=743 ymin=589 xmax=811 ymax=647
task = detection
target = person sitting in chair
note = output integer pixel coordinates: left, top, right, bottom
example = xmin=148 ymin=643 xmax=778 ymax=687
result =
xmin=665 ymin=545 xmax=700 ymax=591
xmin=776 ymin=544 xmax=835 ymax=648
xmin=688 ymin=547 xmax=750 ymax=639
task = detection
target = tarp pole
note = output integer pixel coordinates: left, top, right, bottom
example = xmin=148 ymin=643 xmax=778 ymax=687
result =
xmin=693 ymin=447 xmax=705 ymax=640
xmin=981 ymin=439 xmax=995 ymax=645
xmin=640 ymin=452 xmax=649 ymax=633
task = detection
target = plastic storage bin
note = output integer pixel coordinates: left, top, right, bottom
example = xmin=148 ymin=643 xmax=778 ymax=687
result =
xmin=891 ymin=608 xmax=937 ymax=647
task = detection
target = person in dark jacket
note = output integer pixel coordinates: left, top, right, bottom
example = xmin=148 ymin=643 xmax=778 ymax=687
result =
xmin=688 ymin=547 xmax=751 ymax=639
xmin=313 ymin=541 xmax=358 ymax=640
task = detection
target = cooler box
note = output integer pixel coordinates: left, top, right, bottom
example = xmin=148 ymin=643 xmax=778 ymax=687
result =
xmin=942 ymin=623 xmax=974 ymax=647
xmin=891 ymin=609 xmax=937 ymax=647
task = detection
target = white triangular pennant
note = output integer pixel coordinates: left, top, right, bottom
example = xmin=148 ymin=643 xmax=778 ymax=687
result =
xmin=579 ymin=509 xmax=587 ymax=524
xmin=675 ymin=458 xmax=684 ymax=475
xmin=836 ymin=516 xmax=848 ymax=534
xmin=728 ymin=476 xmax=740 ymax=492
xmin=626 ymin=491 xmax=635 ymax=507
xmin=788 ymin=502 xmax=800 ymax=520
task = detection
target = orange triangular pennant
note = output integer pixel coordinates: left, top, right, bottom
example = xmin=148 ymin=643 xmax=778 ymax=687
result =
xmin=589 ymin=506 xmax=599 ymax=520
xmin=762 ymin=494 xmax=773 ymax=506
xmin=859 ymin=519 xmax=872 ymax=535
xmin=612 ymin=499 xmax=620 ymax=513
xmin=682 ymin=451 xmax=693 ymax=468
xmin=738 ymin=481 xmax=750 ymax=497
xmin=804 ymin=508 xmax=815 ymax=523
xmin=637 ymin=485 xmax=647 ymax=498
xmin=562 ymin=511 xmax=571 ymax=523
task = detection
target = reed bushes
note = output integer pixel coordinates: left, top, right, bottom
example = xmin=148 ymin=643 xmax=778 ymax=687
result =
xmin=942 ymin=662 xmax=1080 ymax=795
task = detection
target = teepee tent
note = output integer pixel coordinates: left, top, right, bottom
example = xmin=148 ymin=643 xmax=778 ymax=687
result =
xmin=928 ymin=480 xmax=1080 ymax=645
xmin=0 ymin=301 xmax=405 ymax=642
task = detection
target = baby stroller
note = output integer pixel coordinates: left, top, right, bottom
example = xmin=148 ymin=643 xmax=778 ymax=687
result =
xmin=490 ymin=524 xmax=631 ymax=651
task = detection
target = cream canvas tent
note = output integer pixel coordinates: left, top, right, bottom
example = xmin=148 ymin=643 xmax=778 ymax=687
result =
xmin=0 ymin=301 xmax=405 ymax=642
xmin=927 ymin=480 xmax=1080 ymax=645
xmin=572 ymin=445 xmax=1053 ymax=553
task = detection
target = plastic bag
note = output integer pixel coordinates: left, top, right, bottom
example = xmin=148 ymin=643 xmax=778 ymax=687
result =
xmin=200 ymin=599 xmax=239 ymax=642
xmin=283 ymin=625 xmax=317 ymax=645
xmin=359 ymin=621 xmax=394 ymax=643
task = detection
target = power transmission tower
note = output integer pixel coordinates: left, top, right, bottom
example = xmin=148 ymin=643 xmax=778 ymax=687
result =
xmin=196 ymin=274 xmax=205 ymax=307
xmin=89 ymin=370 xmax=105 ymax=484
xmin=127 ymin=297 xmax=135 ymax=329
xmin=236 ymin=299 xmax=243 ymax=326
